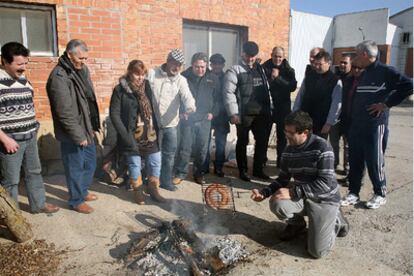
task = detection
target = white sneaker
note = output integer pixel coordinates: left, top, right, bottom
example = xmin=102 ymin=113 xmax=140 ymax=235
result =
xmin=340 ymin=193 xmax=359 ymax=206
xmin=366 ymin=195 xmax=387 ymax=209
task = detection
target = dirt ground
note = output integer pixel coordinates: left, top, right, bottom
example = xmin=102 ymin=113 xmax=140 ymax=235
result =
xmin=1 ymin=105 xmax=412 ymax=276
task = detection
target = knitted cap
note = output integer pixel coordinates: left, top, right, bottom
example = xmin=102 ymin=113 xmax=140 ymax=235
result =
xmin=167 ymin=48 xmax=185 ymax=64
xmin=243 ymin=41 xmax=259 ymax=56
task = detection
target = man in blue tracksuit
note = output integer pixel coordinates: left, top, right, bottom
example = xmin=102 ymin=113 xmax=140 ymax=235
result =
xmin=341 ymin=40 xmax=413 ymax=209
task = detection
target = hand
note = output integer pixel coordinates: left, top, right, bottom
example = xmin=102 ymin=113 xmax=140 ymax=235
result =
xmin=271 ymin=188 xmax=291 ymax=200
xmin=1 ymin=136 xmax=19 ymax=154
xmin=180 ymin=113 xmax=189 ymax=120
xmin=251 ymin=189 xmax=265 ymax=202
xmin=207 ymin=113 xmax=213 ymax=121
xmin=230 ymin=115 xmax=240 ymax=125
xmin=367 ymin=103 xmax=389 ymax=117
xmin=79 ymin=140 xmax=88 ymax=146
xmin=321 ymin=123 xmax=331 ymax=135
xmin=271 ymin=68 xmax=279 ymax=79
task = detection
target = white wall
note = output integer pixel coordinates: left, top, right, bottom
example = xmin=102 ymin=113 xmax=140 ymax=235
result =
xmin=289 ymin=10 xmax=333 ymax=85
xmin=387 ymin=24 xmax=402 ymax=68
xmin=389 ymin=8 xmax=413 ymax=34
xmin=333 ymin=8 xmax=389 ymax=48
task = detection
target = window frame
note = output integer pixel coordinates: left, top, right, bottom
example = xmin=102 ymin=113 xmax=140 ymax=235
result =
xmin=183 ymin=20 xmax=247 ymax=68
xmin=0 ymin=2 xmax=57 ymax=57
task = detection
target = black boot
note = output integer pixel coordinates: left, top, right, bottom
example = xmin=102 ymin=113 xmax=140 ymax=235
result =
xmin=335 ymin=208 xmax=350 ymax=237
xmin=239 ymin=171 xmax=251 ymax=182
xmin=279 ymin=222 xmax=307 ymax=241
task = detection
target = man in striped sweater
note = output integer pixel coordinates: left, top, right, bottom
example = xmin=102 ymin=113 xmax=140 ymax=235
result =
xmin=251 ymin=111 xmax=348 ymax=258
xmin=0 ymin=42 xmax=59 ymax=213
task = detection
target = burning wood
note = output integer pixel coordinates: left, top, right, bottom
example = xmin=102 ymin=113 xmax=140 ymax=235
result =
xmin=124 ymin=219 xmax=248 ymax=275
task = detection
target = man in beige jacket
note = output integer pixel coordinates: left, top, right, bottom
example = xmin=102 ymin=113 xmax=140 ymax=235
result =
xmin=147 ymin=49 xmax=195 ymax=191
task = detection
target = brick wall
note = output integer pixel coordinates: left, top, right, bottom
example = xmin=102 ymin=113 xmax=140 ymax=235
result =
xmin=6 ymin=0 xmax=290 ymax=173
xmin=11 ymin=0 xmax=290 ymax=121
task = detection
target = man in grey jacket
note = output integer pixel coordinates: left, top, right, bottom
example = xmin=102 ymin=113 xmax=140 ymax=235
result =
xmin=223 ymin=41 xmax=272 ymax=182
xmin=46 ymin=39 xmax=100 ymax=214
xmin=147 ymin=49 xmax=195 ymax=191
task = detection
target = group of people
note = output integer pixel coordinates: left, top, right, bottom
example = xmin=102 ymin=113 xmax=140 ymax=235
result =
xmin=0 ymin=38 xmax=412 ymax=259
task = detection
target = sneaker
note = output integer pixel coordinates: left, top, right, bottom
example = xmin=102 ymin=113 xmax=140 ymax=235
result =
xmin=365 ymin=195 xmax=386 ymax=209
xmin=340 ymin=193 xmax=359 ymax=207
xmin=279 ymin=222 xmax=307 ymax=241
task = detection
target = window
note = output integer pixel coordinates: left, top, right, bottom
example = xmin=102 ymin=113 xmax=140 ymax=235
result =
xmin=0 ymin=3 xmax=57 ymax=56
xmin=402 ymin=32 xmax=410 ymax=44
xmin=183 ymin=21 xmax=246 ymax=70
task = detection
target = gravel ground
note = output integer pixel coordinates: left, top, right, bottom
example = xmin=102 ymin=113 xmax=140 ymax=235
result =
xmin=1 ymin=105 xmax=412 ymax=276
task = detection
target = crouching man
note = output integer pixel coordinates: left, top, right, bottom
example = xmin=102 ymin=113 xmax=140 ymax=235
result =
xmin=251 ymin=111 xmax=349 ymax=258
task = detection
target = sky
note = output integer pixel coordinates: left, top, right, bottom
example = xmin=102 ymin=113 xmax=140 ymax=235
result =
xmin=290 ymin=0 xmax=413 ymax=17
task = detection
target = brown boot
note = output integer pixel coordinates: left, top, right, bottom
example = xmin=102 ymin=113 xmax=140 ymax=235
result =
xmin=147 ymin=176 xmax=166 ymax=203
xmin=130 ymin=177 xmax=145 ymax=204
xmin=130 ymin=176 xmax=143 ymax=190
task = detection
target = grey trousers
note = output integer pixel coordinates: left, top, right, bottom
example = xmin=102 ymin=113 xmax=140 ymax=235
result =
xmin=270 ymin=198 xmax=340 ymax=258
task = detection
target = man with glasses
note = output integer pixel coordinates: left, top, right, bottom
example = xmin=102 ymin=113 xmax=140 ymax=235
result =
xmin=341 ymin=40 xmax=413 ymax=209
xmin=251 ymin=110 xmax=349 ymax=259
xmin=293 ymin=50 xmax=342 ymax=139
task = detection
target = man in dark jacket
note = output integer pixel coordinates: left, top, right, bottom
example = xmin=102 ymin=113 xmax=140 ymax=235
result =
xmin=262 ymin=47 xmax=297 ymax=168
xmin=330 ymin=54 xmax=353 ymax=174
xmin=46 ymin=39 xmax=100 ymax=214
xmin=173 ymin=52 xmax=219 ymax=184
xmin=251 ymin=111 xmax=349 ymax=259
xmin=293 ymin=51 xmax=342 ymax=139
xmin=202 ymin=53 xmax=229 ymax=177
xmin=223 ymin=41 xmax=272 ymax=182
xmin=341 ymin=40 xmax=413 ymax=209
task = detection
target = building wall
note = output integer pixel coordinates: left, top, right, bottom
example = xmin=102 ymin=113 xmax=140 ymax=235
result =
xmin=333 ymin=8 xmax=389 ymax=48
xmin=5 ymin=0 xmax=290 ymax=173
xmin=332 ymin=45 xmax=391 ymax=65
xmin=289 ymin=10 xmax=333 ymax=84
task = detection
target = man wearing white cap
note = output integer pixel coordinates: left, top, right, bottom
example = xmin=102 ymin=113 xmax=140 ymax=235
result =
xmin=147 ymin=49 xmax=196 ymax=191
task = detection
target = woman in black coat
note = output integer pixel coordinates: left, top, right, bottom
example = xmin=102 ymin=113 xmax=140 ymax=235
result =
xmin=110 ymin=60 xmax=165 ymax=204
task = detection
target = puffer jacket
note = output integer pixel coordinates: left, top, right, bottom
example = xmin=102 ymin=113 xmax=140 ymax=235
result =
xmin=223 ymin=60 xmax=272 ymax=119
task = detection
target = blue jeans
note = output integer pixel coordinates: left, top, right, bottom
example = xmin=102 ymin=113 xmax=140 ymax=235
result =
xmin=174 ymin=119 xmax=211 ymax=178
xmin=61 ymin=142 xmax=96 ymax=208
xmin=159 ymin=127 xmax=178 ymax=188
xmin=126 ymin=152 xmax=161 ymax=181
xmin=0 ymin=135 xmax=46 ymax=212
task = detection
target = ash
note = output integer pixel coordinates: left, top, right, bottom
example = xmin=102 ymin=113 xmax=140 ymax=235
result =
xmin=208 ymin=237 xmax=249 ymax=266
xmin=130 ymin=236 xmax=191 ymax=276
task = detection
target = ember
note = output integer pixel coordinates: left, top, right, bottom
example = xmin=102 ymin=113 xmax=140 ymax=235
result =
xmin=124 ymin=219 xmax=248 ymax=275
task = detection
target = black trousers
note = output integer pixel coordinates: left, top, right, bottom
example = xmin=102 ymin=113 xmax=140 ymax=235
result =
xmin=236 ymin=114 xmax=271 ymax=173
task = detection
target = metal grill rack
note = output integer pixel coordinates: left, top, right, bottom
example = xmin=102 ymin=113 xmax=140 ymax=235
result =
xmin=201 ymin=179 xmax=236 ymax=214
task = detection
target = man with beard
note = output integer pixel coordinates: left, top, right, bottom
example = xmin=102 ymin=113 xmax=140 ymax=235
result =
xmin=262 ymin=47 xmax=297 ymax=168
